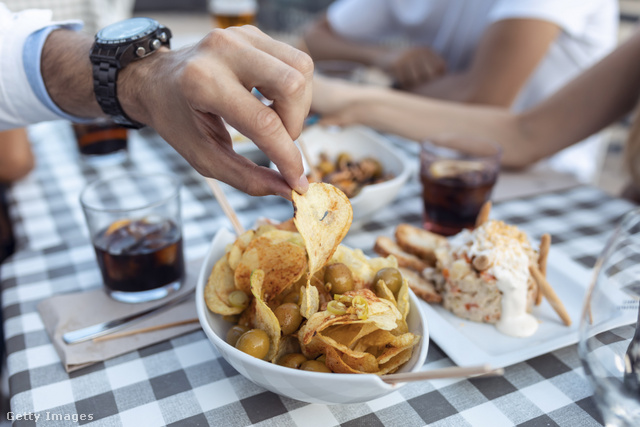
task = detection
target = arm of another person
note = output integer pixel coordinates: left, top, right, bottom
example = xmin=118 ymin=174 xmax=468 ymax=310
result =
xmin=412 ymin=18 xmax=560 ymax=106
xmin=303 ymin=14 xmax=445 ymax=87
xmin=0 ymin=128 xmax=34 ymax=182
xmin=312 ymin=29 xmax=640 ymax=168
xmin=40 ymin=27 xmax=313 ymax=199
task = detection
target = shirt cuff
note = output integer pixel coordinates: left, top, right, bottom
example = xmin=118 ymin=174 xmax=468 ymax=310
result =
xmin=23 ymin=23 xmax=94 ymax=124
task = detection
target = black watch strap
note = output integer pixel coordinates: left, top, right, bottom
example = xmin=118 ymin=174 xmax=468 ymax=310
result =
xmin=92 ymin=61 xmax=144 ymax=129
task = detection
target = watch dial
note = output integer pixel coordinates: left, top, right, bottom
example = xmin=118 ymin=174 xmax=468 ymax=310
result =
xmin=98 ymin=18 xmax=157 ymax=42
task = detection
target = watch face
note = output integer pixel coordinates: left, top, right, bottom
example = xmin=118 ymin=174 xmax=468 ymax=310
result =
xmin=97 ymin=18 xmax=157 ymax=43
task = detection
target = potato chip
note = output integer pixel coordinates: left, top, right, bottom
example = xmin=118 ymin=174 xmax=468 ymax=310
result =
xmin=377 ymin=348 xmax=414 ymax=375
xmin=300 ymin=284 xmax=320 ymax=319
xmin=250 ymin=270 xmax=281 ymax=362
xmin=292 ymin=183 xmax=353 ymax=276
xmin=340 ymin=348 xmax=379 ymax=373
xmin=331 ymin=245 xmax=397 ymax=288
xmin=322 ymin=323 xmax=378 ymax=348
xmin=234 ymin=235 xmax=307 ymax=301
xmin=227 ymin=229 xmax=255 ymax=270
xmin=343 ymin=289 xmax=402 ymax=331
xmin=299 ymin=311 xmax=350 ymax=346
xmin=374 ymin=280 xmax=396 ymax=304
xmin=273 ymin=335 xmax=301 ymax=365
xmin=396 ymin=278 xmax=410 ymax=321
xmin=325 ymin=346 xmax=362 ymax=374
xmin=205 ymin=257 xmax=244 ymax=316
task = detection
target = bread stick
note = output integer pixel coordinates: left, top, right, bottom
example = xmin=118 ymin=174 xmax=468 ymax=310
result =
xmin=535 ymin=234 xmax=551 ymax=305
xmin=529 ymin=264 xmax=571 ymax=326
xmin=475 ymin=201 xmax=492 ymax=227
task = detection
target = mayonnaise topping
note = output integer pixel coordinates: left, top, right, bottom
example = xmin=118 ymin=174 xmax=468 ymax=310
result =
xmin=449 ymin=221 xmax=538 ymax=337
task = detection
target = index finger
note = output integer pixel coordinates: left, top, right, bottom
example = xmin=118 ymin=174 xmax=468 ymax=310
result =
xmin=236 ymin=27 xmax=314 ymax=141
xmin=220 ymin=86 xmax=308 ymax=194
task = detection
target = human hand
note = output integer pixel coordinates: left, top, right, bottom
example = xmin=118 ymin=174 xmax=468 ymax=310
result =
xmin=121 ymin=26 xmax=314 ymax=199
xmin=374 ymin=46 xmax=446 ymax=89
xmin=310 ymin=75 xmax=370 ymax=128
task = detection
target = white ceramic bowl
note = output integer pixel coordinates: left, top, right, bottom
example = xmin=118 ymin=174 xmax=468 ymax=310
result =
xmin=276 ymin=125 xmax=412 ymax=222
xmin=196 ymin=228 xmax=430 ymax=405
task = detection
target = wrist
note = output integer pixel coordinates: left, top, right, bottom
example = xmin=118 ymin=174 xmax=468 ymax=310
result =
xmin=117 ymin=47 xmax=171 ymax=127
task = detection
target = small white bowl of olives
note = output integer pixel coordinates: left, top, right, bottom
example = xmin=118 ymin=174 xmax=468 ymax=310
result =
xmin=273 ymin=125 xmax=413 ymax=223
xmin=196 ymin=228 xmax=430 ymax=405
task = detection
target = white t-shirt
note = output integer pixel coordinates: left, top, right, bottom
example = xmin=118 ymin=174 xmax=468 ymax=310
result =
xmin=327 ymin=0 xmax=619 ymax=182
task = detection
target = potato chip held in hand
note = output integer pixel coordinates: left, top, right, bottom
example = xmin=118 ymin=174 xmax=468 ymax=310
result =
xmin=292 ymin=183 xmax=353 ymax=276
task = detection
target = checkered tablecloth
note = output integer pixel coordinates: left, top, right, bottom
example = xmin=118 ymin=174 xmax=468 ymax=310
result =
xmin=1 ymin=120 xmax=638 ymax=426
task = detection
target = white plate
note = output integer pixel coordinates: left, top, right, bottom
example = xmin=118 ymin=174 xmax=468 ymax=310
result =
xmin=423 ymin=248 xmax=637 ymax=369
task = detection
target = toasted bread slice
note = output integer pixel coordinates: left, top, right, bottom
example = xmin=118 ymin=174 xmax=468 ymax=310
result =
xmin=399 ymin=267 xmax=442 ymax=304
xmin=395 ymin=223 xmax=447 ymax=266
xmin=374 ymin=236 xmax=429 ymax=272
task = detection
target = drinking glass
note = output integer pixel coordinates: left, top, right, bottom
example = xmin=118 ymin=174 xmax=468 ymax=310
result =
xmin=209 ymin=0 xmax=257 ymax=28
xmin=80 ymin=173 xmax=185 ymax=303
xmin=419 ymin=135 xmax=501 ymax=236
xmin=72 ymin=119 xmax=128 ymax=165
xmin=578 ymin=208 xmax=640 ymax=426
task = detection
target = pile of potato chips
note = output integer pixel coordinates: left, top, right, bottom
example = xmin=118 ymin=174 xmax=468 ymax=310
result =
xmin=205 ymin=183 xmax=421 ymax=375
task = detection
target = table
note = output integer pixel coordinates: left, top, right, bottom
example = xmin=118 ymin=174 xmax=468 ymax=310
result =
xmin=1 ymin=120 xmax=637 ymax=426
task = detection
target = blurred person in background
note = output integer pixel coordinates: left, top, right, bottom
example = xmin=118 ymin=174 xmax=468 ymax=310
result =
xmin=311 ymin=23 xmax=640 ymax=204
xmin=304 ymin=0 xmax=619 ymax=183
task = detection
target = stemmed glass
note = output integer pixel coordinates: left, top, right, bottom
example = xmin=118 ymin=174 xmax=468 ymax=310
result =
xmin=579 ymin=207 xmax=640 ymax=426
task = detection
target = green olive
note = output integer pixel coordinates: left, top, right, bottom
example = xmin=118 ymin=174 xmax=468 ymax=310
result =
xmin=226 ymin=324 xmax=250 ymax=347
xmin=235 ymin=329 xmax=270 ymax=360
xmin=274 ymin=303 xmax=303 ymax=335
xmin=222 ymin=314 xmax=240 ymax=323
xmin=373 ymin=268 xmax=403 ymax=294
xmin=277 ymin=353 xmax=308 ymax=369
xmin=281 ymin=290 xmax=299 ymax=305
xmin=324 ymin=263 xmax=354 ymax=295
xmin=228 ymin=290 xmax=249 ymax=309
xmin=300 ymin=359 xmax=331 ymax=373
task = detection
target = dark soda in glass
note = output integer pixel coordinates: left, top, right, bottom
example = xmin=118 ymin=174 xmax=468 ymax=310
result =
xmin=420 ymin=159 xmax=498 ymax=236
xmin=73 ymin=121 xmax=128 ymax=160
xmin=93 ymin=217 xmax=184 ymax=293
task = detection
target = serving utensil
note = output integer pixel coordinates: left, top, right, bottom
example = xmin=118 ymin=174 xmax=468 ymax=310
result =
xmin=382 ymin=364 xmax=503 ymax=385
xmin=205 ymin=178 xmax=244 ymax=235
xmin=62 ymin=287 xmax=196 ymax=344
xmin=93 ymin=318 xmax=200 ymax=342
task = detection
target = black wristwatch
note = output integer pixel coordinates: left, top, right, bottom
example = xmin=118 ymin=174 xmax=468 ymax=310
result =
xmin=90 ymin=17 xmax=172 ymax=129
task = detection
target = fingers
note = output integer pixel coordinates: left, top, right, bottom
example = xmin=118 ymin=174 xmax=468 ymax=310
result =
xmin=208 ymin=85 xmax=308 ymax=194
xmin=392 ymin=47 xmax=447 ymax=88
xmin=184 ymin=27 xmax=312 ymax=195
xmin=221 ymin=26 xmax=314 ymax=141
xmin=186 ymin=112 xmax=297 ymax=199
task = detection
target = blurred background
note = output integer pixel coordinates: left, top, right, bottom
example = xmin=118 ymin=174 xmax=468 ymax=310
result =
xmin=3 ymin=0 xmax=639 ymax=196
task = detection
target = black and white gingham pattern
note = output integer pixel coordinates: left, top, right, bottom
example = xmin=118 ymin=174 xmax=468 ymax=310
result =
xmin=1 ymin=121 xmax=638 ymax=426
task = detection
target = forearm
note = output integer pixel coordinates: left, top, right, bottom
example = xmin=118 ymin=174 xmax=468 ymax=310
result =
xmin=41 ymin=29 xmax=102 ymax=119
xmin=341 ymin=86 xmax=532 ymax=167
xmin=303 ymin=17 xmax=388 ymax=67
xmin=522 ymin=30 xmax=640 ymax=154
